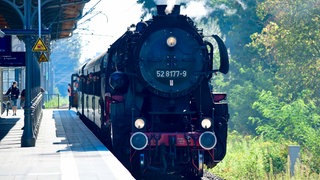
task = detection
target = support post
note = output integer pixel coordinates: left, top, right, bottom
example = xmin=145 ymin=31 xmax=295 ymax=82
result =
xmin=21 ymin=0 xmax=35 ymax=147
xmin=289 ymin=145 xmax=300 ymax=176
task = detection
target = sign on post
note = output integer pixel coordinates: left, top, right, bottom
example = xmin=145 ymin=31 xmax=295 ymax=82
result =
xmin=32 ymin=38 xmax=48 ymax=52
xmin=38 ymin=52 xmax=48 ymax=62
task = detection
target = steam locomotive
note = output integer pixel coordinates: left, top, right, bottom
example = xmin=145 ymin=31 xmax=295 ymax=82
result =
xmin=71 ymin=4 xmax=229 ymax=179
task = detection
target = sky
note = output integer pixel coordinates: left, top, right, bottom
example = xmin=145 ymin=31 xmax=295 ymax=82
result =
xmin=75 ymin=0 xmax=217 ymax=63
xmin=75 ymin=0 xmax=143 ymax=63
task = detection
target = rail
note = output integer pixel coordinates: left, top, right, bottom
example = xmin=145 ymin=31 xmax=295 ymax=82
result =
xmin=30 ymin=92 xmax=43 ymax=139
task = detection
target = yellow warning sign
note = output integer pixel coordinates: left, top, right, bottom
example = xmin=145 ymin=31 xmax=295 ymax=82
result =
xmin=32 ymin=38 xmax=48 ymax=52
xmin=38 ymin=52 xmax=48 ymax=62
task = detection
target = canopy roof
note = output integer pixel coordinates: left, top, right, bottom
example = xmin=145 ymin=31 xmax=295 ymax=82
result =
xmin=0 ymin=0 xmax=89 ymax=40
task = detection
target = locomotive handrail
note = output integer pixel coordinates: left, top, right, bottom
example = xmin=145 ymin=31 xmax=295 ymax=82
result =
xmin=149 ymin=111 xmax=197 ymax=115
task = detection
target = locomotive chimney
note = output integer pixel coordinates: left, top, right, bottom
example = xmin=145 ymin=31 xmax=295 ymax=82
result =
xmin=155 ymin=0 xmax=180 ymax=16
xmin=156 ymin=5 xmax=180 ymax=16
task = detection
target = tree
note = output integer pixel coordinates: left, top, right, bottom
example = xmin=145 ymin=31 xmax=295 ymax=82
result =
xmin=248 ymin=0 xmax=320 ymax=172
xmin=252 ymin=90 xmax=320 ymax=172
xmin=50 ymin=33 xmax=82 ymax=96
xmin=250 ymin=0 xmax=320 ymax=104
xmin=208 ymin=0 xmax=266 ymax=133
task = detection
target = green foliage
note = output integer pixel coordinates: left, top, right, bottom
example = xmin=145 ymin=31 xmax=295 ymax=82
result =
xmin=250 ymin=0 xmax=320 ymax=104
xmin=218 ymin=0 xmax=320 ymax=173
xmin=210 ymin=131 xmax=320 ymax=179
xmin=210 ymin=131 xmax=286 ymax=179
xmin=205 ymin=0 xmax=267 ymax=134
xmin=252 ymin=90 xmax=320 ymax=172
xmin=43 ymin=87 xmax=58 ymax=108
xmin=246 ymin=0 xmax=320 ymax=173
xmin=43 ymin=94 xmax=68 ymax=109
xmin=227 ymin=82 xmax=258 ymax=134
xmin=209 ymin=0 xmax=265 ymax=60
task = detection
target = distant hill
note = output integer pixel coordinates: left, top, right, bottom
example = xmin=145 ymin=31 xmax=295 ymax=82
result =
xmin=49 ymin=35 xmax=81 ymax=97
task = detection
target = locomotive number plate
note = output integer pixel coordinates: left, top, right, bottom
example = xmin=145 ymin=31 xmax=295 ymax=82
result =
xmin=156 ymin=70 xmax=187 ymax=78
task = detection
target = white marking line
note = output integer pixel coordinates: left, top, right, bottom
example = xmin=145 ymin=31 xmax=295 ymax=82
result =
xmin=60 ymin=146 xmax=80 ymax=180
xmin=98 ymin=150 xmax=135 ymax=180
xmin=28 ymin=172 xmax=61 ymax=176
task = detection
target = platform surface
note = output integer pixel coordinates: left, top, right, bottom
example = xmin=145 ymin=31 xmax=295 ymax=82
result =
xmin=0 ymin=109 xmax=135 ymax=180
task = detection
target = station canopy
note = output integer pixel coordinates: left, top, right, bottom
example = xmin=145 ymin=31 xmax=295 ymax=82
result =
xmin=0 ymin=0 xmax=89 ymax=40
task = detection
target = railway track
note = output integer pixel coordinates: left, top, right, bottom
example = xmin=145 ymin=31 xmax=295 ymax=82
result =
xmin=142 ymin=169 xmax=223 ymax=180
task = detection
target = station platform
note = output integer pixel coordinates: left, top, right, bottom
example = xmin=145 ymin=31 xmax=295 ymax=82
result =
xmin=0 ymin=109 xmax=135 ymax=180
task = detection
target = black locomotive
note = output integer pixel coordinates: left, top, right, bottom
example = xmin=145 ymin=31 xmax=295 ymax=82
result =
xmin=71 ymin=4 xmax=229 ymax=179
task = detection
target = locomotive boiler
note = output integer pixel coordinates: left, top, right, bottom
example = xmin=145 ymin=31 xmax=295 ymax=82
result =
xmin=71 ymin=4 xmax=229 ymax=179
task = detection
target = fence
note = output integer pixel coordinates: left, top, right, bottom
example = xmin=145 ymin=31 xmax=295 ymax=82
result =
xmin=42 ymin=93 xmax=66 ymax=109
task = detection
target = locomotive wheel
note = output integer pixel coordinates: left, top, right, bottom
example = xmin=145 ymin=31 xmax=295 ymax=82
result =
xmin=110 ymin=102 xmax=131 ymax=168
xmin=111 ymin=121 xmax=130 ymax=168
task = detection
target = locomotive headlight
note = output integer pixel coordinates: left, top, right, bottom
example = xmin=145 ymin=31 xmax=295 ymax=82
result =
xmin=201 ymin=118 xmax=212 ymax=129
xmin=134 ymin=118 xmax=145 ymax=129
xmin=166 ymin=36 xmax=177 ymax=47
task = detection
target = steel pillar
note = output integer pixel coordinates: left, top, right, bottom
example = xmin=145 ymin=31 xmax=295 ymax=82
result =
xmin=21 ymin=0 xmax=35 ymax=147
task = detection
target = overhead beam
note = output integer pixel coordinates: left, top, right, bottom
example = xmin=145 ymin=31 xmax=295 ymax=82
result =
xmin=1 ymin=29 xmax=50 ymax=35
